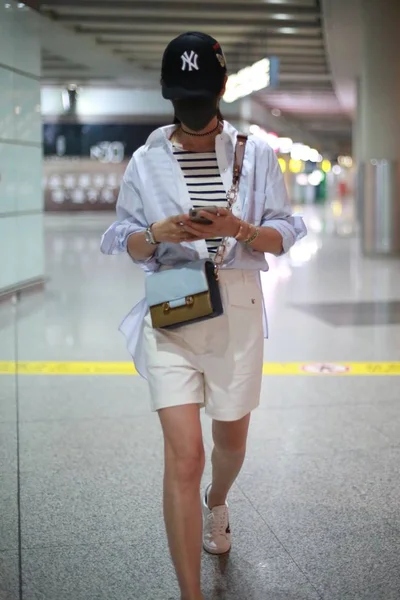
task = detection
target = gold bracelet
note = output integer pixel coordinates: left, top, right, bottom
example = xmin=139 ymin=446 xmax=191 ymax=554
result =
xmin=244 ymin=226 xmax=260 ymax=246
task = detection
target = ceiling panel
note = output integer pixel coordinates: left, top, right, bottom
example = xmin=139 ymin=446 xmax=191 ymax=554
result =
xmin=38 ymin=0 xmax=351 ymax=151
xmin=42 ymin=0 xmax=318 ymax=8
xmin=44 ymin=6 xmax=319 ymax=21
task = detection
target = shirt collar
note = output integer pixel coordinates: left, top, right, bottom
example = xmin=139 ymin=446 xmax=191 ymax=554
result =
xmin=144 ymin=120 xmax=238 ymax=149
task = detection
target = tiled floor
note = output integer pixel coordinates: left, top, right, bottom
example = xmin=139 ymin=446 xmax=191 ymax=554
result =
xmin=1 ymin=208 xmax=400 ymax=599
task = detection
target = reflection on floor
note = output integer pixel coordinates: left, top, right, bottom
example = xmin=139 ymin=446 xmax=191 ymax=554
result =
xmin=1 ymin=207 xmax=400 ymax=600
xmin=293 ymin=300 xmax=400 ymax=327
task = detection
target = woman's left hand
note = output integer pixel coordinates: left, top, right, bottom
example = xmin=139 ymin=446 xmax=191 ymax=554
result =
xmin=183 ymin=208 xmax=240 ymax=239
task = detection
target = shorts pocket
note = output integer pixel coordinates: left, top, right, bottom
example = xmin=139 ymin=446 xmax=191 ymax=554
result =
xmin=226 ymin=273 xmax=262 ymax=309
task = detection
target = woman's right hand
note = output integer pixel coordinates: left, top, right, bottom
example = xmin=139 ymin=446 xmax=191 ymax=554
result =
xmin=152 ymin=215 xmax=204 ymax=244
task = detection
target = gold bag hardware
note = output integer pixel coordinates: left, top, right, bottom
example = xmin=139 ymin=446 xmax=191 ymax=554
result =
xmin=150 ymin=291 xmax=213 ymax=329
xmin=163 ymin=296 xmax=194 ymax=313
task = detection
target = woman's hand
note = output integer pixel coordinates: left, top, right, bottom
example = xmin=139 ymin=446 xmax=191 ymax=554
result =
xmin=151 ymin=215 xmax=203 ymax=244
xmin=183 ymin=208 xmax=240 ymax=239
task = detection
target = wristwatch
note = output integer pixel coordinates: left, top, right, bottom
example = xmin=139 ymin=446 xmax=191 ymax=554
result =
xmin=144 ymin=225 xmax=159 ymax=246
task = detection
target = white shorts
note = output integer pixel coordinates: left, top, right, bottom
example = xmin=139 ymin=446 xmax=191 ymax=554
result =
xmin=143 ymin=269 xmax=264 ymax=422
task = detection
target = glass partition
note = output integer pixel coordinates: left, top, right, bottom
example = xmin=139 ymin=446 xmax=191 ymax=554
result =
xmin=0 ymin=2 xmax=42 ymax=597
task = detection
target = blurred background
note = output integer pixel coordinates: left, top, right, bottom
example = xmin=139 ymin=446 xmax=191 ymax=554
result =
xmin=1 ymin=1 xmax=400 ymax=599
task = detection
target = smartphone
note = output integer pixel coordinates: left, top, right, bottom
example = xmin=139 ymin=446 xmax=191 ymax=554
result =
xmin=189 ymin=206 xmax=219 ymax=224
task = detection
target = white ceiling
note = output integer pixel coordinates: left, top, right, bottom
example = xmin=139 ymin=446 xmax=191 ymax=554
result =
xmin=34 ymin=0 xmax=356 ymax=153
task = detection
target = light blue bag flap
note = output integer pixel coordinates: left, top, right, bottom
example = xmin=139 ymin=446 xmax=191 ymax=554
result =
xmin=145 ymin=260 xmax=209 ymax=308
xmin=170 ymin=298 xmax=187 ymax=309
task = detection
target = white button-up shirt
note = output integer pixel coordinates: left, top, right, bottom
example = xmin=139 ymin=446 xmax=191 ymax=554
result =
xmin=101 ymin=121 xmax=306 ymax=377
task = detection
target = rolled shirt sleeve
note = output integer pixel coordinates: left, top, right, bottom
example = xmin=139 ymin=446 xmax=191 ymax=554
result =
xmin=260 ymin=148 xmax=307 ymax=255
xmin=100 ymin=157 xmax=158 ymax=272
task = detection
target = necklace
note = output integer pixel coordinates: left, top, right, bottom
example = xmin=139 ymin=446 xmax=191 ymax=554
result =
xmin=180 ymin=121 xmax=221 ymax=137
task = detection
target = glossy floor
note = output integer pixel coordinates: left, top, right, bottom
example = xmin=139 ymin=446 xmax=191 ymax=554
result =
xmin=1 ymin=207 xmax=400 ymax=600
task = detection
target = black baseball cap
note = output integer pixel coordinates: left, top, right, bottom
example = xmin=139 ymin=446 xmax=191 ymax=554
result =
xmin=161 ymin=32 xmax=227 ymax=100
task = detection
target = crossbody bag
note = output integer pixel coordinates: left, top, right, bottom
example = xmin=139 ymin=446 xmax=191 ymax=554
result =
xmin=145 ymin=134 xmax=248 ymax=329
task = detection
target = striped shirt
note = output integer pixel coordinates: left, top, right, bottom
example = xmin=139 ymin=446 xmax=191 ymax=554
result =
xmin=173 ymin=145 xmax=227 ymax=255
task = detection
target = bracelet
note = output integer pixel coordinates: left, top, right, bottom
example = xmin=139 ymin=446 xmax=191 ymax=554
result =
xmin=235 ymin=221 xmax=259 ymax=245
xmin=235 ymin=220 xmax=251 ymax=242
xmin=244 ymin=226 xmax=260 ymax=246
xmin=144 ymin=224 xmax=159 ymax=246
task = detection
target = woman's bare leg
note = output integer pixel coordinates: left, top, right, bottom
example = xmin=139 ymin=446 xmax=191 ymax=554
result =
xmin=159 ymin=404 xmax=205 ymax=600
xmin=207 ymin=413 xmax=251 ymax=509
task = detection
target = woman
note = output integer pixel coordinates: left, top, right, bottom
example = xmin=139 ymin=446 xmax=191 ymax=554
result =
xmin=101 ymin=32 xmax=306 ymax=600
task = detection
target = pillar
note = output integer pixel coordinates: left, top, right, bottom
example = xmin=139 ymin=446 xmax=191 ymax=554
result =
xmin=0 ymin=1 xmax=44 ymax=295
xmin=359 ymin=0 xmax=400 ymax=255
xmin=353 ymin=78 xmax=362 ymax=226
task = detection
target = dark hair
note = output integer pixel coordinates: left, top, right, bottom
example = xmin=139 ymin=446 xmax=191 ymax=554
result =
xmin=173 ymin=107 xmax=224 ymax=124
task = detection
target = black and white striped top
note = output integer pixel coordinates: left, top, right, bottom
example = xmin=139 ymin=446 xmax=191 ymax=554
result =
xmin=173 ymin=146 xmax=227 ymax=255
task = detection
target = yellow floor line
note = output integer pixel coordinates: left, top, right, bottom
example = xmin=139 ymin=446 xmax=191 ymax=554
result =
xmin=0 ymin=361 xmax=400 ymax=376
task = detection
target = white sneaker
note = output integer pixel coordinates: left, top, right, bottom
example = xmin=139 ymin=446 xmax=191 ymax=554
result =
xmin=202 ymin=484 xmax=232 ymax=555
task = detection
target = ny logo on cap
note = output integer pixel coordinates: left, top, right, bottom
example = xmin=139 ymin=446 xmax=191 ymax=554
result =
xmin=181 ymin=51 xmax=199 ymax=72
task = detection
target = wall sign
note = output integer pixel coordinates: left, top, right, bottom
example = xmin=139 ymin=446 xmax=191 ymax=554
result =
xmin=43 ymin=158 xmax=127 ymax=212
xmin=42 ymin=121 xmax=165 ymax=211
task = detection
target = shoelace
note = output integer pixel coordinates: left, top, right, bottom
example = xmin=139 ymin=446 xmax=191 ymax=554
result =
xmin=208 ymin=508 xmax=228 ymax=537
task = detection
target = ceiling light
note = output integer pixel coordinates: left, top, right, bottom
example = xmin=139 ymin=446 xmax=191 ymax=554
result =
xmin=278 ymin=27 xmax=297 ymax=34
xmin=308 ymin=170 xmax=324 ymax=186
xmin=271 ymin=108 xmax=281 ymax=117
xmin=289 ymin=159 xmax=303 ymax=174
xmin=274 ymin=14 xmax=293 ymax=20
xmin=249 ymin=124 xmax=260 ymax=135
xmin=62 ymin=90 xmax=70 ymax=112
xmin=278 ymin=158 xmax=287 ymax=173
xmin=224 ymin=57 xmax=277 ymax=103
xmin=290 ymin=143 xmax=302 ymax=161
xmin=338 ymin=155 xmax=353 ymax=168
xmin=291 ymin=144 xmax=311 ymax=162
xmin=278 ymin=137 xmax=293 ymax=153
xmin=308 ymin=148 xmax=320 ymax=163
xmin=321 ymin=159 xmax=332 ymax=173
